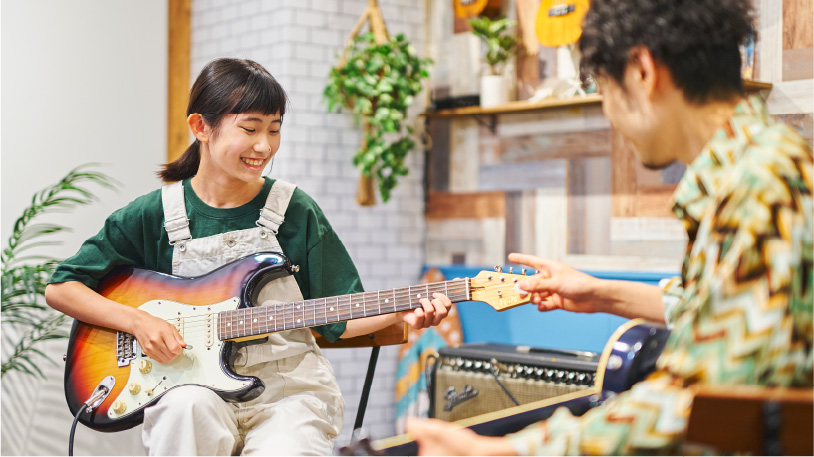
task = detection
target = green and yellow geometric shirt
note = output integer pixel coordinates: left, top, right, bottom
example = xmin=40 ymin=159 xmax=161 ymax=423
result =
xmin=508 ymin=96 xmax=813 ymax=455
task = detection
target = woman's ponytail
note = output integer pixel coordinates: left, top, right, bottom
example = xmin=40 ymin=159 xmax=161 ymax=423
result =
xmin=157 ymin=140 xmax=201 ymax=182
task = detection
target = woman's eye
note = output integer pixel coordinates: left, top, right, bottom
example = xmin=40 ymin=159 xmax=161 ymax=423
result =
xmin=242 ymin=127 xmax=255 ymax=133
xmin=270 ymin=130 xmax=280 ymax=134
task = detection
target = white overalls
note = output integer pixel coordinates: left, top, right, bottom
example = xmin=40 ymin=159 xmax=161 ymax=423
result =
xmin=142 ymin=180 xmax=345 ymax=456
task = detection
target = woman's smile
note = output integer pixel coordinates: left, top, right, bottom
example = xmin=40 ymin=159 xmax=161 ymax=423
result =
xmin=241 ymin=157 xmax=266 ymax=169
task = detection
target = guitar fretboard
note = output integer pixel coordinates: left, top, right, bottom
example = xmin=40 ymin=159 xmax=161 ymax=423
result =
xmin=217 ymin=278 xmax=470 ymax=341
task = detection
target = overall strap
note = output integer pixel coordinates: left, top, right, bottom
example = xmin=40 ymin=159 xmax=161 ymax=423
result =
xmin=257 ymin=179 xmax=297 ymax=234
xmin=161 ymin=181 xmax=192 ymax=245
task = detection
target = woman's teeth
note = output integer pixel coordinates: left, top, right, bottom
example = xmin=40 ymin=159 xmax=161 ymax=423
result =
xmin=242 ymin=158 xmax=264 ymax=167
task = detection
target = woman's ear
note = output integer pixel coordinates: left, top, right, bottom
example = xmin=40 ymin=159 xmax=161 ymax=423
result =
xmin=187 ymin=113 xmax=209 ymax=143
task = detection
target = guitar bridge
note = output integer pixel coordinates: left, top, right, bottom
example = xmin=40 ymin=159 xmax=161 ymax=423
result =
xmin=117 ymin=331 xmax=136 ymax=367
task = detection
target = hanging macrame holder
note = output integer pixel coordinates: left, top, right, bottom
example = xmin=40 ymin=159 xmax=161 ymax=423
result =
xmin=337 ymin=0 xmax=391 ymax=206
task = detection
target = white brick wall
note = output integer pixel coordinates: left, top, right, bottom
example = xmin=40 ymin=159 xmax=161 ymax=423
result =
xmin=191 ymin=0 xmax=428 ymax=447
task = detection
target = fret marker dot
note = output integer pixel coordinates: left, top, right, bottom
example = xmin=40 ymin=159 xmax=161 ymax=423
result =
xmin=269 ymin=317 xmax=273 ymax=320
xmin=385 ymin=299 xmax=389 ymax=303
xmin=330 ymin=307 xmax=334 ymax=311
xmin=253 ymin=319 xmax=257 ymax=323
xmin=356 ymin=304 xmax=360 ymax=307
xmin=239 ymin=321 xmax=243 ymax=325
xmin=227 ymin=323 xmax=231 ymax=327
xmin=297 ymin=305 xmax=300 ymax=309
xmin=297 ymin=319 xmax=301 ymax=323
xmin=416 ymin=294 xmax=421 ymax=298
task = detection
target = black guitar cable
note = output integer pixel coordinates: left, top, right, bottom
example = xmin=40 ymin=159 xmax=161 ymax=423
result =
xmin=489 ymin=358 xmax=520 ymax=406
xmin=69 ymin=376 xmax=116 ymax=456
xmin=68 ymin=407 xmax=83 ymax=456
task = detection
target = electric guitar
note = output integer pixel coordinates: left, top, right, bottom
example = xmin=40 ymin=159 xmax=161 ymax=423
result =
xmin=64 ymin=252 xmax=532 ymax=432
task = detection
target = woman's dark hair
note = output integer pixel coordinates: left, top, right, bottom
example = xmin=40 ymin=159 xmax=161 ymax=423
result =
xmin=578 ymin=0 xmax=755 ymax=104
xmin=158 ymin=58 xmax=289 ymax=182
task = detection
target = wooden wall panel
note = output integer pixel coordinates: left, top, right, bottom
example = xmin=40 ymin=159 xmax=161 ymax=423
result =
xmin=426 ymin=191 xmax=506 ymax=219
xmin=499 ymin=129 xmax=612 ymax=161
xmin=782 ymin=0 xmax=814 ymax=81
xmin=167 ymin=0 xmax=191 ymax=163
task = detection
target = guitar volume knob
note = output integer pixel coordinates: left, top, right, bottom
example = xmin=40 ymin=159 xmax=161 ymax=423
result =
xmin=138 ymin=360 xmax=152 ymax=374
xmin=128 ymin=382 xmax=141 ymax=394
xmin=112 ymin=400 xmax=127 ymax=414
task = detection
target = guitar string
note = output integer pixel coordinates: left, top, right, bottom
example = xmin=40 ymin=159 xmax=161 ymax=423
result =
xmin=139 ymin=280 xmax=528 ymax=340
xmin=162 ymin=286 xmax=473 ymax=335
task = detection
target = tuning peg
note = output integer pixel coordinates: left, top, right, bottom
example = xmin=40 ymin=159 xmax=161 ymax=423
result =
xmin=509 ymin=267 xmax=513 ymax=274
xmin=521 ymin=268 xmax=527 ymax=275
xmin=494 ymin=266 xmax=502 ymax=272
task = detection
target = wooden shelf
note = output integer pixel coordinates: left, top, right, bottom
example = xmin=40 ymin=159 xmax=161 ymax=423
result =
xmin=423 ymin=80 xmax=772 ymax=119
xmin=424 ymin=93 xmax=603 ymax=118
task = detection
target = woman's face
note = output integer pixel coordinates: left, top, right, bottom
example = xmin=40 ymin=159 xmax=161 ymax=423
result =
xmin=203 ymin=111 xmax=282 ymax=183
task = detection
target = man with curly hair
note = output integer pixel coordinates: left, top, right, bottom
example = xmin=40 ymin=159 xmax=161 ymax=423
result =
xmin=405 ymin=0 xmax=812 ymax=454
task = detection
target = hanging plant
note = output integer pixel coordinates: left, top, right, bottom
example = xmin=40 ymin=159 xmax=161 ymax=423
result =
xmin=324 ymin=25 xmax=431 ymax=204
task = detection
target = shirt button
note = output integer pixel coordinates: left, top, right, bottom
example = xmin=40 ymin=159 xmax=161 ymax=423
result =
xmin=226 ymin=240 xmax=236 ymax=247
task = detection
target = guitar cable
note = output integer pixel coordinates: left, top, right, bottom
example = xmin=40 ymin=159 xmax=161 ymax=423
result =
xmin=489 ymin=358 xmax=520 ymax=406
xmin=69 ymin=376 xmax=116 ymax=456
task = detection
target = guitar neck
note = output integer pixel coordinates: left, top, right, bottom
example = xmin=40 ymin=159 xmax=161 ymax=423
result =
xmin=218 ymin=278 xmax=471 ymax=341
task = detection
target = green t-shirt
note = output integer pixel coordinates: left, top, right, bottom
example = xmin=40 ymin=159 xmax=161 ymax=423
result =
xmin=49 ymin=178 xmax=359 ymax=342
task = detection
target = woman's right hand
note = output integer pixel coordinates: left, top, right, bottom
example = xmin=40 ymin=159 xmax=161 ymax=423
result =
xmin=130 ymin=311 xmax=187 ymax=363
xmin=509 ymin=252 xmax=607 ymax=315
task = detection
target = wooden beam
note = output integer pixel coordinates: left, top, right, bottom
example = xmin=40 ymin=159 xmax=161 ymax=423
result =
xmin=167 ymin=0 xmax=191 ymax=164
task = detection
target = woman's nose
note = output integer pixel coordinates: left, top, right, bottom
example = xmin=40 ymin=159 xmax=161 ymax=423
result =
xmin=254 ymin=138 xmax=271 ymax=153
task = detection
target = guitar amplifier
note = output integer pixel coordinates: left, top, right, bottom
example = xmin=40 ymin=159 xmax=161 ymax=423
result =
xmin=429 ymin=343 xmax=600 ymax=422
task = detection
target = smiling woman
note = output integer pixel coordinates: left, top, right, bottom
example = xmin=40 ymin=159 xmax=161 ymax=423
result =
xmin=44 ymin=57 xmax=454 ymax=456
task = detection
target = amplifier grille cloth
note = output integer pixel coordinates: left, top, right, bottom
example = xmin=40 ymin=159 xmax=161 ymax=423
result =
xmin=432 ymin=369 xmax=591 ymax=422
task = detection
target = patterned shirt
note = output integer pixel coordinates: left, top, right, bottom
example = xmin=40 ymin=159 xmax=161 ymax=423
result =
xmin=507 ymin=96 xmax=813 ymax=455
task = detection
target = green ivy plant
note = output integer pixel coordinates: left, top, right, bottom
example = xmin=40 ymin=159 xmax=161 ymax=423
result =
xmin=324 ymin=32 xmax=432 ymax=202
xmin=1 ymin=164 xmax=118 ymax=378
xmin=468 ymin=16 xmax=521 ymax=76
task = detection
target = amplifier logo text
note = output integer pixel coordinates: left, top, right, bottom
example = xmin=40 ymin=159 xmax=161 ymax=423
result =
xmin=443 ymin=385 xmax=479 ymax=411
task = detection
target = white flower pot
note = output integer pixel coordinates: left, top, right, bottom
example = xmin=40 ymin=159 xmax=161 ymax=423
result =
xmin=480 ymin=75 xmax=507 ymax=108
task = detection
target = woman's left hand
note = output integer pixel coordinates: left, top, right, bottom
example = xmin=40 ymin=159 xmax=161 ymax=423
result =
xmin=402 ymin=292 xmax=452 ymax=329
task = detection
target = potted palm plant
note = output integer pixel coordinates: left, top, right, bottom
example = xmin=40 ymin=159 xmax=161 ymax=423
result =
xmin=469 ymin=16 xmax=521 ymax=108
xmin=2 ymin=164 xmax=117 ymax=378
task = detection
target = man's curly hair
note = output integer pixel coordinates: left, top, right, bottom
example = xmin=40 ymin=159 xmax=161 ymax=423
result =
xmin=578 ymin=0 xmax=755 ymax=104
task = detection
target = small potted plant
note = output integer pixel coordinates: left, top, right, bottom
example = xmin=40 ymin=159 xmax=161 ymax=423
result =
xmin=468 ymin=16 xmax=521 ymax=108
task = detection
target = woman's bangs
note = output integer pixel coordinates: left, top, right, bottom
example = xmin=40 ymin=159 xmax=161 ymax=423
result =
xmin=230 ymin=72 xmax=287 ymax=117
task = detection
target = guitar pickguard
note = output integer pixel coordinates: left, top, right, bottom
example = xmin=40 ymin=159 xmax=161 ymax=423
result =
xmin=106 ymin=297 xmax=252 ymax=421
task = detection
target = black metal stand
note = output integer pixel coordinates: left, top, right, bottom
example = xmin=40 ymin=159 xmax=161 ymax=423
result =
xmin=353 ymin=345 xmax=381 ymax=431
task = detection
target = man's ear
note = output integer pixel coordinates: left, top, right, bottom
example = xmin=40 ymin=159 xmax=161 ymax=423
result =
xmin=187 ymin=113 xmax=209 ymax=143
xmin=625 ymin=46 xmax=658 ymax=99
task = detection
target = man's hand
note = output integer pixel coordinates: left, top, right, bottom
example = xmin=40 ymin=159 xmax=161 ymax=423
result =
xmin=406 ymin=418 xmax=517 ymax=456
xmin=509 ymin=253 xmax=607 ymax=314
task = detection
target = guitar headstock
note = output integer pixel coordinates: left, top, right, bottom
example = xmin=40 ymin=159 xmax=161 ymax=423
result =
xmin=470 ymin=266 xmax=533 ymax=311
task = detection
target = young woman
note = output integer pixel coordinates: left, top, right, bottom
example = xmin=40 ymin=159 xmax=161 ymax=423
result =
xmin=45 ymin=57 xmax=452 ymax=455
